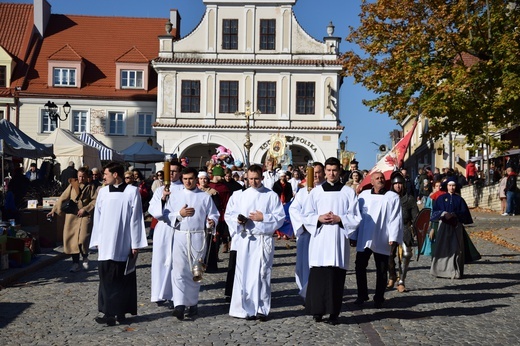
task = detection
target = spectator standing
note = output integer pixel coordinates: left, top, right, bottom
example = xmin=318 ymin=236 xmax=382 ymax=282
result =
xmin=466 ymin=160 xmax=477 ymax=185
xmin=25 ymin=162 xmax=42 ymax=182
xmin=504 ymin=167 xmax=518 ymax=216
xmin=498 ymin=170 xmax=508 ymax=215
xmin=60 ymin=161 xmax=77 ymax=190
xmin=262 ymin=159 xmax=278 ymax=189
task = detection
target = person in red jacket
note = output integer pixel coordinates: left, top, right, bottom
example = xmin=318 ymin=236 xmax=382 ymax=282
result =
xmin=465 ymin=161 xmax=477 ymax=185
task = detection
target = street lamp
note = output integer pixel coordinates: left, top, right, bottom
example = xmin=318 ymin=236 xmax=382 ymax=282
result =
xmin=45 ymin=101 xmax=71 ymax=126
xmin=436 ymin=144 xmax=444 ymax=156
xmin=235 ymin=100 xmax=261 ymax=167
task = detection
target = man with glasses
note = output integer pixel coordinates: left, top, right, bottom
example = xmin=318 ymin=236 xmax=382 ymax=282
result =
xmin=148 ymin=161 xmax=184 ymax=308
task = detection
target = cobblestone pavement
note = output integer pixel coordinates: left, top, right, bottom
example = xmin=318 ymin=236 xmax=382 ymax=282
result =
xmin=0 ymin=216 xmax=519 ymax=345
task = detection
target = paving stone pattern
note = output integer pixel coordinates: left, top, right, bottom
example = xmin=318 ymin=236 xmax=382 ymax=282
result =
xmin=0 ymin=220 xmax=519 ymax=345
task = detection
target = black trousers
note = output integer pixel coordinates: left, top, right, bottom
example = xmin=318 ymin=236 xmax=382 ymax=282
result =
xmin=305 ymin=266 xmax=346 ymax=317
xmin=355 ymin=248 xmax=389 ymax=304
xmin=98 ymin=260 xmax=138 ymax=317
xmin=388 ymin=243 xmax=399 ymax=281
xmin=224 ymin=250 xmax=237 ymax=297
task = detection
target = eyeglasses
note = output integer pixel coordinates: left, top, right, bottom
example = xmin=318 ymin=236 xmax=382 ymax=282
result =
xmin=157 ymin=174 xmax=163 ymax=177
xmin=124 ymin=176 xmax=132 ymax=180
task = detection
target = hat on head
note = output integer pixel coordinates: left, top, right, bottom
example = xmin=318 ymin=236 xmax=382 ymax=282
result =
xmin=198 ymin=171 xmax=208 ymax=179
xmin=279 ymin=170 xmax=286 ymax=177
xmin=212 ymin=165 xmax=225 ymax=177
xmin=447 ymin=180 xmax=457 ymax=185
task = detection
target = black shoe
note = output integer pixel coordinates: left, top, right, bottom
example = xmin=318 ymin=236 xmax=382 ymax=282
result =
xmin=245 ymin=315 xmax=257 ymax=321
xmin=116 ymin=314 xmax=127 ymax=323
xmin=172 ymin=305 xmax=185 ymax=320
xmin=155 ymin=300 xmax=167 ymax=307
xmin=354 ymin=297 xmax=369 ymax=306
xmin=186 ymin=305 xmax=198 ymax=318
xmin=313 ymin=314 xmax=323 ymax=323
xmin=167 ymin=300 xmax=174 ymax=310
xmin=95 ymin=315 xmax=116 ymax=326
xmin=374 ymin=300 xmax=384 ymax=309
xmin=326 ymin=314 xmax=339 ymax=325
xmin=257 ymin=313 xmax=267 ymax=322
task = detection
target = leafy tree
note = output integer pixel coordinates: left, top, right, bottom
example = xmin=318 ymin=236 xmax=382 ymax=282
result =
xmin=343 ymin=0 xmax=520 ymax=148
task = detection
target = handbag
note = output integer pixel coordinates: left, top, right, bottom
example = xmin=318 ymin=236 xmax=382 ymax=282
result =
xmin=61 ymin=199 xmax=78 ymax=214
xmin=60 ymin=184 xmax=86 ymax=214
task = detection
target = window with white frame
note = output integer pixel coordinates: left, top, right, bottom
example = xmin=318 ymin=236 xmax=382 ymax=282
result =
xmin=296 ymin=82 xmax=315 ymax=114
xmin=222 ymin=19 xmax=238 ymax=50
xmin=121 ymin=70 xmax=144 ymax=88
xmin=53 ymin=67 xmax=76 ymax=86
xmin=181 ymin=80 xmax=201 ymax=113
xmin=73 ymin=110 xmax=88 ymax=133
xmin=108 ymin=111 xmax=125 ymax=135
xmin=219 ymin=81 xmax=239 ymax=113
xmin=260 ymin=19 xmax=276 ymax=50
xmin=137 ymin=112 xmax=154 ymax=136
xmin=257 ymin=81 xmax=276 ymax=114
xmin=41 ymin=109 xmax=57 ymax=133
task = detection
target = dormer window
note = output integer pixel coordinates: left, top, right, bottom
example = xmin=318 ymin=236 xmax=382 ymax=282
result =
xmin=121 ymin=70 xmax=144 ymax=89
xmin=53 ymin=67 xmax=77 ymax=87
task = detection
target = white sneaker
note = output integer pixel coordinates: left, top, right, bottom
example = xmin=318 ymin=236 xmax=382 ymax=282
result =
xmin=69 ymin=263 xmax=81 ymax=272
xmin=501 ymin=213 xmax=509 ymax=216
xmin=82 ymin=258 xmax=89 ymax=270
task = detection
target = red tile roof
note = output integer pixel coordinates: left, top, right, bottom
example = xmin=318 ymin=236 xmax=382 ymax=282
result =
xmin=0 ymin=3 xmax=36 ymax=90
xmin=24 ymin=14 xmax=177 ymax=100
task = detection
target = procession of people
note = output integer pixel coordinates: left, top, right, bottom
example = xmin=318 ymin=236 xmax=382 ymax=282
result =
xmin=8 ymin=148 xmax=505 ymax=327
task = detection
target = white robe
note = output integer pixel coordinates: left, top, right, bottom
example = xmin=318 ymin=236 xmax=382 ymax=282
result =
xmin=225 ymin=185 xmax=285 ymax=318
xmin=302 ymin=183 xmax=361 ymax=270
xmin=289 ymin=187 xmax=312 ymax=298
xmin=149 ymin=180 xmax=183 ymax=302
xmin=165 ymin=187 xmax=219 ymax=307
xmin=262 ymin=170 xmax=278 ymax=190
xmin=353 ymin=190 xmax=403 ymax=256
xmin=89 ymin=184 xmax=147 ymax=261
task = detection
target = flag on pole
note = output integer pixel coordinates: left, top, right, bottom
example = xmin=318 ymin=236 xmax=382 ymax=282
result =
xmin=358 ymin=121 xmax=418 ymax=191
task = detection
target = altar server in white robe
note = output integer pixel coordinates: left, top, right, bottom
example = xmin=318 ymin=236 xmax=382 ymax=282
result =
xmin=149 ymin=161 xmax=184 ymax=306
xmin=289 ymin=161 xmax=325 ymax=299
xmin=90 ymin=162 xmax=147 ymax=327
xmin=351 ymin=171 xmax=402 ymax=309
xmin=225 ymin=164 xmax=285 ymax=321
xmin=302 ymin=157 xmax=362 ymax=325
xmin=165 ymin=167 xmax=219 ymax=320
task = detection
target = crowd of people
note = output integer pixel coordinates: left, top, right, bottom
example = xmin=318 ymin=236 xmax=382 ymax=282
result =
xmin=5 ymin=154 xmax=518 ymax=327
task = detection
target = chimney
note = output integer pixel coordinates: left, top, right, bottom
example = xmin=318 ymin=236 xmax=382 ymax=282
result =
xmin=34 ymin=0 xmax=51 ymax=38
xmin=170 ymin=9 xmax=181 ymax=38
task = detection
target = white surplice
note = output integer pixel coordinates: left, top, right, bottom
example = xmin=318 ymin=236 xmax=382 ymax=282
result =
xmin=289 ymin=187 xmax=312 ymax=298
xmin=89 ymin=184 xmax=147 ymax=261
xmin=149 ymin=180 xmax=183 ymax=302
xmin=225 ymin=185 xmax=285 ymax=318
xmin=302 ymin=183 xmax=361 ymax=270
xmin=165 ymin=187 xmax=219 ymax=307
xmin=353 ymin=190 xmax=403 ymax=256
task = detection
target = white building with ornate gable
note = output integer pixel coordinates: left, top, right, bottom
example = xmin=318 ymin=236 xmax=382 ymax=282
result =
xmin=152 ymin=0 xmax=343 ymax=167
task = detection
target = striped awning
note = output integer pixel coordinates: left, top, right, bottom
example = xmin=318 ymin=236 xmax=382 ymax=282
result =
xmin=78 ymin=133 xmax=124 ymax=162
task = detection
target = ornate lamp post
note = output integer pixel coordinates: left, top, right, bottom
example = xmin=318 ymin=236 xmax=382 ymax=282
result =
xmin=235 ymin=100 xmax=261 ymax=167
xmin=44 ymin=101 xmax=71 ymax=126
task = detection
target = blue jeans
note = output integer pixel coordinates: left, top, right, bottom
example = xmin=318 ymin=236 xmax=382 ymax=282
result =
xmin=506 ymin=191 xmax=516 ymax=215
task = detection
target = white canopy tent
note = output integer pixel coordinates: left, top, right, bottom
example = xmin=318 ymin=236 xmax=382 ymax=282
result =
xmin=38 ymin=128 xmax=102 ymax=172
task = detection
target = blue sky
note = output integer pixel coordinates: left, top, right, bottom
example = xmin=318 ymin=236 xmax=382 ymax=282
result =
xmin=9 ymin=0 xmax=399 ymax=169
